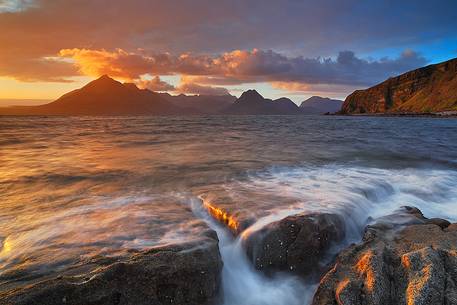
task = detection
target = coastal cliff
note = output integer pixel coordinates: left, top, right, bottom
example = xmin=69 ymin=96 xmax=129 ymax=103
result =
xmin=341 ymin=57 xmax=457 ymax=114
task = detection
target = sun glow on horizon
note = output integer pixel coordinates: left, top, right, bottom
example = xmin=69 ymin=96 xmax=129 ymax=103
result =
xmin=0 ymin=76 xmax=91 ymax=101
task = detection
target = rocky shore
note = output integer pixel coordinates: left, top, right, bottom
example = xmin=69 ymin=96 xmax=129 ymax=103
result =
xmin=1 ymin=229 xmax=222 ymax=305
xmin=2 ymin=204 xmax=456 ymax=305
xmin=313 ymin=206 xmax=457 ymax=305
xmin=209 ymin=203 xmax=457 ymax=305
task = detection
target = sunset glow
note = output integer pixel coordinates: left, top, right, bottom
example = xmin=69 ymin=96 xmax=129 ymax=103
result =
xmin=1 ymin=2 xmax=457 ymax=305
xmin=1 ymin=0 xmax=456 ymax=103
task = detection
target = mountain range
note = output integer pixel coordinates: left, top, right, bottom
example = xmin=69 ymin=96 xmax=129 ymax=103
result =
xmin=1 ymin=56 xmax=456 ymax=116
xmin=0 ymin=76 xmax=341 ymax=116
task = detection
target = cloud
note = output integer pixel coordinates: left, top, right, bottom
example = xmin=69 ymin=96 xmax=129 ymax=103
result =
xmin=59 ymin=48 xmax=158 ymax=80
xmin=0 ymin=0 xmax=35 ymax=13
xmin=2 ymin=1 xmax=456 ymax=55
xmin=176 ymin=81 xmax=230 ymax=96
xmin=271 ymin=82 xmax=361 ymax=98
xmin=136 ymin=76 xmax=175 ymax=91
xmin=0 ymin=0 xmax=455 ymax=100
xmin=0 ymin=57 xmax=78 ymax=82
xmin=58 ymin=47 xmax=427 ymax=91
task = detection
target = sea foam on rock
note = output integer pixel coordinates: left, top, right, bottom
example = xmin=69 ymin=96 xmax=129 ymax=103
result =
xmin=243 ymin=212 xmax=346 ymax=278
xmin=1 ymin=229 xmax=223 ymax=305
xmin=312 ymin=206 xmax=457 ymax=305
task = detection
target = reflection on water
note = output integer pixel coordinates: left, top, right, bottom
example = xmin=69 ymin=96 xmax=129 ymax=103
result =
xmin=1 ymin=115 xmax=457 ymax=292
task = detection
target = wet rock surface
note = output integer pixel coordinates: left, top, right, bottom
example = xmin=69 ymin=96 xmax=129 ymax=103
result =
xmin=0 ymin=231 xmax=223 ymax=305
xmin=244 ymin=212 xmax=346 ymax=277
xmin=312 ymin=206 xmax=457 ymax=305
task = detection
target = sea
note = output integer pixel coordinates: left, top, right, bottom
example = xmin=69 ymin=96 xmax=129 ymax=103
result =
xmin=1 ymin=115 xmax=457 ymax=304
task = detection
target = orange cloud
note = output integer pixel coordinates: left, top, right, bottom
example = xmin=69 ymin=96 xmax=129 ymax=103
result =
xmin=136 ymin=76 xmax=175 ymax=91
xmin=176 ymin=82 xmax=229 ymax=96
xmin=59 ymin=48 xmax=427 ymax=93
xmin=0 ymin=0 xmax=449 ymax=94
xmin=271 ymin=82 xmax=310 ymax=92
xmin=59 ymin=48 xmax=155 ymax=81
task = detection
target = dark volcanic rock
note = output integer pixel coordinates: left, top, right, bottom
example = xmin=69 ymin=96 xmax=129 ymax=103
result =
xmin=1 ymin=234 xmax=223 ymax=305
xmin=341 ymin=57 xmax=457 ymax=114
xmin=312 ymin=206 xmax=457 ymax=305
xmin=244 ymin=212 xmax=346 ymax=277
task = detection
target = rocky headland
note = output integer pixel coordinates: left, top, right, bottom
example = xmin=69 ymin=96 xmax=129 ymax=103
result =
xmin=341 ymin=57 xmax=457 ymax=114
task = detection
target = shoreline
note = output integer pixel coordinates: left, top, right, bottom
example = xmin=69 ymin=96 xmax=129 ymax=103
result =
xmin=3 ymin=205 xmax=456 ymax=305
xmin=331 ymin=111 xmax=457 ymax=118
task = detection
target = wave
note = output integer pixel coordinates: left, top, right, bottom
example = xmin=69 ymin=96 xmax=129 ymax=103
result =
xmin=195 ymin=164 xmax=457 ymax=305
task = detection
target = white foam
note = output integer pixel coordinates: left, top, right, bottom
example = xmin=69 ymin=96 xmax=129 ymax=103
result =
xmin=192 ymin=198 xmax=316 ymax=305
xmin=193 ymin=165 xmax=457 ymax=305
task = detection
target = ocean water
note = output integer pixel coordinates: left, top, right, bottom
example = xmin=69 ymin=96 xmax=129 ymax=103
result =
xmin=1 ymin=115 xmax=457 ymax=303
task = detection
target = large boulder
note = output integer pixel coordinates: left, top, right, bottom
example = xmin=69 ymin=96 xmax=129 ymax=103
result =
xmin=0 ymin=232 xmax=223 ymax=305
xmin=312 ymin=206 xmax=457 ymax=305
xmin=243 ymin=212 xmax=346 ymax=277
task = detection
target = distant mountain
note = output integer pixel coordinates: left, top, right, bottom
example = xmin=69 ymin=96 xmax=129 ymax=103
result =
xmin=299 ymin=96 xmax=343 ymax=114
xmin=342 ymin=57 xmax=457 ymax=114
xmin=223 ymin=90 xmax=301 ymax=115
xmin=0 ymin=75 xmax=183 ymax=116
xmin=159 ymin=93 xmax=236 ymax=114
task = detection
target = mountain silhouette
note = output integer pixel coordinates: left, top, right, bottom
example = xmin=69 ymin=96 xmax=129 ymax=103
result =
xmin=223 ymin=90 xmax=301 ymax=114
xmin=299 ymin=96 xmax=343 ymax=114
xmin=0 ymin=75 xmax=183 ymax=115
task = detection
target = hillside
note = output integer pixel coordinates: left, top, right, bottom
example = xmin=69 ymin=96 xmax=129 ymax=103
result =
xmin=341 ymin=57 xmax=457 ymax=114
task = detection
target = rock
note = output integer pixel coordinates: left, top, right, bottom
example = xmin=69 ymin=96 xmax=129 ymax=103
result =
xmin=0 ymin=234 xmax=223 ymax=305
xmin=341 ymin=57 xmax=457 ymax=114
xmin=312 ymin=206 xmax=457 ymax=305
xmin=243 ymin=212 xmax=346 ymax=278
xmin=426 ymin=218 xmax=451 ymax=229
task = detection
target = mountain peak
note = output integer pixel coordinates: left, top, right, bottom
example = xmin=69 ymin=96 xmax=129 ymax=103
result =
xmin=84 ymin=75 xmax=122 ymax=89
xmin=239 ymin=89 xmax=263 ymax=100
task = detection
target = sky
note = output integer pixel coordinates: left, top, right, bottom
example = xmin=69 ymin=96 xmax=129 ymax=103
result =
xmin=0 ymin=0 xmax=457 ymax=105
